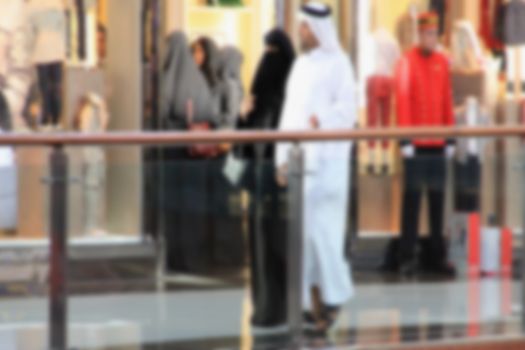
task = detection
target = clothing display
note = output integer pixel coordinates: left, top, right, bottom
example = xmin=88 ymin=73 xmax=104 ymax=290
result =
xmin=0 ymin=0 xmax=32 ymax=130
xmin=28 ymin=0 xmax=67 ymax=65
xmin=366 ymin=76 xmax=392 ymax=150
xmin=396 ymin=7 xmax=419 ymax=53
xmin=455 ymin=156 xmax=481 ymax=212
xmin=37 ymin=62 xmax=63 ymax=125
xmin=504 ymin=0 xmax=525 ymax=46
xmin=454 ymin=98 xmax=486 ymax=213
xmin=479 ymin=0 xmax=504 ymax=51
xmin=75 ymin=93 xmax=109 ymax=235
xmin=365 ymin=29 xmax=400 ymax=151
xmin=277 ymin=3 xmax=355 ymax=310
xmin=506 ymin=47 xmax=525 ymax=95
xmin=429 ymin=0 xmax=448 ymax=35
xmin=451 ymin=21 xmax=486 ymax=72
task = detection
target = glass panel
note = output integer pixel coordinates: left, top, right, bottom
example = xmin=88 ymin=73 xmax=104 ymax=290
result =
xmin=1 ymin=139 xmax=525 ymax=349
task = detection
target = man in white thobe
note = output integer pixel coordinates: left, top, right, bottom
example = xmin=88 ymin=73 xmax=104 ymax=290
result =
xmin=276 ymin=1 xmax=356 ymax=331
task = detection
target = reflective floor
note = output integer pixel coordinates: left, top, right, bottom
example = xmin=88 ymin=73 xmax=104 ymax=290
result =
xmin=0 ymin=278 xmax=521 ymax=349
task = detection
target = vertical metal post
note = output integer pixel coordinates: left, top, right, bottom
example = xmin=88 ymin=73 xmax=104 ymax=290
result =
xmin=522 ymin=148 xmax=525 ymax=333
xmin=287 ymin=144 xmax=304 ymax=346
xmin=49 ymin=146 xmax=68 ymax=350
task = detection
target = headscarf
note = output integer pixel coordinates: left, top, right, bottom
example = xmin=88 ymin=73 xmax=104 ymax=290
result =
xmin=219 ymin=46 xmax=243 ymax=81
xmin=161 ymin=31 xmax=218 ymax=127
xmin=251 ymin=28 xmax=295 ymax=100
xmin=193 ymin=37 xmax=221 ymax=90
xmin=217 ymin=46 xmax=244 ymax=129
xmin=298 ymin=2 xmax=341 ymax=53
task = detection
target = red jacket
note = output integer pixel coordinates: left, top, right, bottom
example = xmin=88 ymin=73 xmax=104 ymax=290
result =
xmin=395 ymin=47 xmax=454 ymax=147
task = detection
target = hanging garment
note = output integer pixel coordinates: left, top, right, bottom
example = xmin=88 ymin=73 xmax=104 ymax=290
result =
xmin=75 ymin=93 xmax=109 ymax=235
xmin=505 ymin=46 xmax=525 ymax=94
xmin=276 ymin=4 xmax=356 ymax=310
xmin=0 ymin=0 xmax=32 ymax=130
xmin=28 ymin=0 xmax=67 ymax=64
xmin=37 ymin=62 xmax=63 ymax=125
xmin=504 ymin=0 xmax=525 ymax=45
xmin=454 ymin=98 xmax=487 ymax=213
xmin=365 ymin=29 xmax=400 ymax=150
xmin=451 ymin=21 xmax=486 ymax=72
xmin=480 ymin=0 xmax=504 ymax=50
xmin=366 ymin=76 xmax=392 ymax=150
xmin=429 ymin=0 xmax=447 ymax=36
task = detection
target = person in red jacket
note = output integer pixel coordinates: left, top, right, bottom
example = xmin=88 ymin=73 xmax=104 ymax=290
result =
xmin=395 ymin=12 xmax=456 ymax=277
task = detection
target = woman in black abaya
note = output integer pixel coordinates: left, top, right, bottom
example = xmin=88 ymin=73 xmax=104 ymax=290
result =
xmin=242 ymin=28 xmax=295 ymax=327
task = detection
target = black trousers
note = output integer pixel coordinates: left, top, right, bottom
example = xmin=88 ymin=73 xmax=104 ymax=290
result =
xmin=400 ymin=148 xmax=447 ymax=267
xmin=37 ymin=63 xmax=63 ymax=126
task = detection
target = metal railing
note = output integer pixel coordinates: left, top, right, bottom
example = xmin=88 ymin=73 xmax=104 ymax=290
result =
xmin=7 ymin=125 xmax=525 ymax=350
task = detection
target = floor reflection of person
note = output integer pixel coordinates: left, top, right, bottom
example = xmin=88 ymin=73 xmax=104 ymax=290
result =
xmin=396 ymin=12 xmax=456 ymax=278
xmin=240 ymin=28 xmax=295 ymax=327
xmin=276 ymin=1 xmax=357 ymax=333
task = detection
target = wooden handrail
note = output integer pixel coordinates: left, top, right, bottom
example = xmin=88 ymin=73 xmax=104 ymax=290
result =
xmin=0 ymin=126 xmax=524 ymax=146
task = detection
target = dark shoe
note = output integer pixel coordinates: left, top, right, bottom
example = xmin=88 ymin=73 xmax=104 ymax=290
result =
xmin=381 ymin=164 xmax=389 ymax=176
xmin=367 ymin=163 xmax=375 ymax=175
xmin=318 ymin=304 xmax=341 ymax=332
xmin=303 ymin=311 xmax=316 ymax=325
xmin=427 ymin=263 xmax=457 ymax=279
xmin=399 ymin=259 xmax=418 ymax=279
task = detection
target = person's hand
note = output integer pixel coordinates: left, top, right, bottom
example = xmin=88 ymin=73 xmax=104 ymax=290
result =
xmin=401 ymin=144 xmax=415 ymax=158
xmin=240 ymin=96 xmax=255 ymax=120
xmin=276 ymin=164 xmax=288 ymax=187
xmin=446 ymin=145 xmax=456 ymax=160
xmin=310 ymin=115 xmax=320 ymax=130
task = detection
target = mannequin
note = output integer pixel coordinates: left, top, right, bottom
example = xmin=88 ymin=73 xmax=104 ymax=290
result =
xmin=0 ymin=0 xmax=31 ymax=130
xmin=504 ymin=0 xmax=525 ymax=98
xmin=74 ymin=93 xmax=109 ymax=236
xmin=454 ymin=97 xmax=487 ymax=213
xmin=28 ymin=0 xmax=68 ymax=127
xmin=396 ymin=3 xmax=420 ymax=52
xmin=365 ymin=28 xmax=401 ymax=173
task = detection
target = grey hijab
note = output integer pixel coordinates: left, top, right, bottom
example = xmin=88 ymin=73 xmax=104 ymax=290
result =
xmin=217 ymin=47 xmax=244 ymax=129
xmin=161 ymin=32 xmax=218 ymax=128
xmin=219 ymin=46 xmax=243 ymax=81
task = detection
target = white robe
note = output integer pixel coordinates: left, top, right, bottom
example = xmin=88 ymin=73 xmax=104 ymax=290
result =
xmin=276 ymin=47 xmax=357 ymax=309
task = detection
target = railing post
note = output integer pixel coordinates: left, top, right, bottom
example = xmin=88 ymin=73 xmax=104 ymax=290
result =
xmin=49 ymin=145 xmax=68 ymax=350
xmin=522 ymin=149 xmax=525 ymax=333
xmin=287 ymin=143 xmax=304 ymax=346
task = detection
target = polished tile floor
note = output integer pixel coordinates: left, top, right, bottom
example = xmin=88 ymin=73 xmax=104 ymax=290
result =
xmin=0 ymin=278 xmax=521 ymax=349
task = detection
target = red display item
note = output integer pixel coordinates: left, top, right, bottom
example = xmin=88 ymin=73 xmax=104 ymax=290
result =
xmin=366 ymin=75 xmax=393 ymax=149
xmin=395 ymin=48 xmax=454 ymax=147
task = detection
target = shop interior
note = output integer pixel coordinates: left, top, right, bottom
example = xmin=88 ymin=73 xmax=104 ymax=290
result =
xmin=0 ymin=0 xmax=522 ymax=268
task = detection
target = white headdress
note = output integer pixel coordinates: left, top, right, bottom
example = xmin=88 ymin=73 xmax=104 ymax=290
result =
xmin=298 ymin=1 xmax=341 ymax=52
